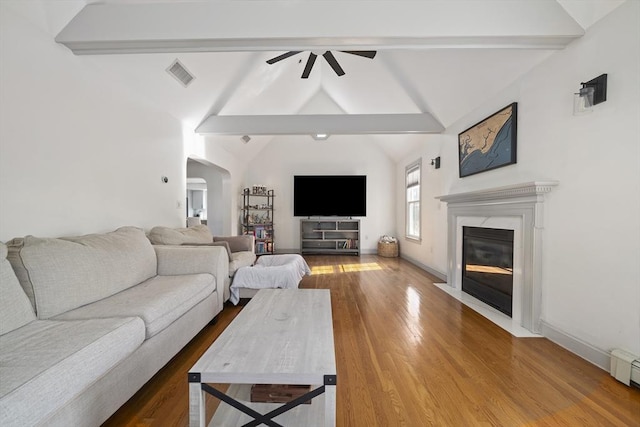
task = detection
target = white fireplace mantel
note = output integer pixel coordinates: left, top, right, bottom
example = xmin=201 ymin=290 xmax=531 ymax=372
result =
xmin=437 ymin=181 xmax=559 ymax=204
xmin=436 ymin=181 xmax=558 ymax=333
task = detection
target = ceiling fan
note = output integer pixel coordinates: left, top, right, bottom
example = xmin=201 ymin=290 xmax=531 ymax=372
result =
xmin=266 ymin=50 xmax=377 ymax=79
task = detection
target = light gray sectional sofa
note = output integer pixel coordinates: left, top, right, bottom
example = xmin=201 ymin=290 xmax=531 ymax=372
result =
xmin=0 ymin=226 xmax=229 ymax=426
xmin=148 ymin=224 xmax=257 ymax=302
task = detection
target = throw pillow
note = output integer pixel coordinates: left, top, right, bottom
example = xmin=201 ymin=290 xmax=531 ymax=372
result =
xmin=148 ymin=224 xmax=213 ymax=245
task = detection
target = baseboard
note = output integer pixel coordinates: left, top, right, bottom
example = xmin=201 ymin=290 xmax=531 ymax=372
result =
xmin=399 ymin=254 xmax=447 ymax=282
xmin=539 ymin=320 xmax=611 ymax=371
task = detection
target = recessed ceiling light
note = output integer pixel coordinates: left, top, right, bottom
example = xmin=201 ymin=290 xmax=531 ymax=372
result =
xmin=312 ymin=133 xmax=329 ymax=140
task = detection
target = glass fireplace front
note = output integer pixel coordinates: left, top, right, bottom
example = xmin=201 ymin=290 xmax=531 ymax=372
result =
xmin=462 ymin=226 xmax=514 ymax=317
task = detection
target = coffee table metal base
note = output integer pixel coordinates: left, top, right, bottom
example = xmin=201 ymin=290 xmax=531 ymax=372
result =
xmin=189 ymin=374 xmax=336 ymax=427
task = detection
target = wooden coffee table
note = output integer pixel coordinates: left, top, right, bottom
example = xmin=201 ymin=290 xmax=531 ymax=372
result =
xmin=189 ymin=289 xmax=337 ymax=426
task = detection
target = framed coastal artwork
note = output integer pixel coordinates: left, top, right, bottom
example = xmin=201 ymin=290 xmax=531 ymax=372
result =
xmin=458 ymin=102 xmax=517 ymax=177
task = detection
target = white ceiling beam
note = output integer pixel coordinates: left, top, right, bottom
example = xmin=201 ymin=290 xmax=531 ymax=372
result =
xmin=195 ymin=114 xmax=445 ymax=135
xmin=56 ymin=1 xmax=584 ymax=54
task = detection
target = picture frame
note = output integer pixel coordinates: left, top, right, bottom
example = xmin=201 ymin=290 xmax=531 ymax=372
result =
xmin=458 ymin=102 xmax=517 ymax=178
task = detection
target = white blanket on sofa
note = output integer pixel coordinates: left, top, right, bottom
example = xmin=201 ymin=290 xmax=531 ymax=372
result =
xmin=229 ymin=254 xmax=311 ymax=305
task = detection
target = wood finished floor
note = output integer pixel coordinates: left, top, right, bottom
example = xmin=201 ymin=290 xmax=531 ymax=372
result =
xmin=103 ymin=255 xmax=640 ymax=426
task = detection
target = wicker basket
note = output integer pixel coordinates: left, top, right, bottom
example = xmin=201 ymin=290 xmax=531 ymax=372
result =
xmin=377 ymin=241 xmax=398 ymax=257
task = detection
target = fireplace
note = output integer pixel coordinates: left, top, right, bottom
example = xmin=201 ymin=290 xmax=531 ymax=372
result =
xmin=436 ymin=181 xmax=558 ymax=334
xmin=462 ymin=227 xmax=514 ymax=317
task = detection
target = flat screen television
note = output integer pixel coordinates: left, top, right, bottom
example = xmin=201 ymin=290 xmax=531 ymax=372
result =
xmin=294 ymin=175 xmax=366 ymax=217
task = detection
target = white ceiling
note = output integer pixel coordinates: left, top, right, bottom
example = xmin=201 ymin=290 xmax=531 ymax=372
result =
xmin=5 ymin=0 xmax=626 ymax=161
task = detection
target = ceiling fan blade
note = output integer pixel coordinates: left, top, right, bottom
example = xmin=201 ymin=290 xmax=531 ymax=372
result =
xmin=341 ymin=50 xmax=377 ymax=59
xmin=266 ymin=51 xmax=302 ymax=65
xmin=301 ymin=53 xmax=317 ymax=79
xmin=323 ymin=51 xmax=345 ymax=76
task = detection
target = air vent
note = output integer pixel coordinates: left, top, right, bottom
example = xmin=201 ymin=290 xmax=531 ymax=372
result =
xmin=166 ymin=59 xmax=194 ymax=87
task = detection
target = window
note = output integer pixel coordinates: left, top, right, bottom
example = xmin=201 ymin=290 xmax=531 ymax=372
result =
xmin=405 ymin=159 xmax=421 ymax=240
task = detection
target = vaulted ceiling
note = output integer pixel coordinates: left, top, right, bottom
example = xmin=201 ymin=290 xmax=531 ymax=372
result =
xmin=13 ymin=0 xmax=626 ymax=161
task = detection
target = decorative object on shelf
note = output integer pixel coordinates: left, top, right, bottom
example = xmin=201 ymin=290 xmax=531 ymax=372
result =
xmin=247 ymin=213 xmax=271 ymax=225
xmin=377 ymin=235 xmax=399 ymax=258
xmin=458 ymin=102 xmax=517 ymax=178
xmin=251 ymin=185 xmax=268 ymax=195
xmin=241 ymin=187 xmax=275 ymax=254
xmin=573 ymin=73 xmax=607 ymax=115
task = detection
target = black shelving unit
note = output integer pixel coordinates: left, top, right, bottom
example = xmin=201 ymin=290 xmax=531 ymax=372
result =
xmin=241 ymin=188 xmax=275 ymax=255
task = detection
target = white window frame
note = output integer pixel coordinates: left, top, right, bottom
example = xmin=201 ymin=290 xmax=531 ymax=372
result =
xmin=405 ymin=159 xmax=421 ymax=241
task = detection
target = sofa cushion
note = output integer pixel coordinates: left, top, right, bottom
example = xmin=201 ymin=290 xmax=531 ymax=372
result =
xmin=148 ymin=224 xmax=213 ymax=245
xmin=0 ymin=243 xmax=36 ymax=336
xmin=229 ymin=251 xmax=257 ymax=276
xmin=55 ymin=273 xmax=216 ymax=339
xmin=0 ymin=317 xmax=145 ymax=426
xmin=6 ymin=227 xmax=158 ymax=319
xmin=214 ymin=235 xmax=254 ymax=253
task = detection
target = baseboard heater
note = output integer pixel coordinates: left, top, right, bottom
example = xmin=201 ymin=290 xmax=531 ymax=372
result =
xmin=610 ymin=349 xmax=640 ymax=387
xmin=633 ymin=360 xmax=640 ymax=387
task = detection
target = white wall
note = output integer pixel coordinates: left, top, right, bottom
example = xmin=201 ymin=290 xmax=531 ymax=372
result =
xmin=397 ymin=1 xmax=640 ymax=358
xmin=245 ymin=135 xmax=396 ymax=253
xmin=0 ymin=3 xmax=251 ymax=242
xmin=0 ymin=4 xmax=188 ymax=241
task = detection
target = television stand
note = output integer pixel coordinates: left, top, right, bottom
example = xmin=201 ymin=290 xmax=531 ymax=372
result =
xmin=300 ymin=219 xmax=360 ymax=255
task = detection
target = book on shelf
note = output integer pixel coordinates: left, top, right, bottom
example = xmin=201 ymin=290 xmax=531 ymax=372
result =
xmin=253 ymin=225 xmax=273 ymax=240
xmin=255 ymin=241 xmax=273 ymax=254
xmin=341 ymin=239 xmax=358 ymax=249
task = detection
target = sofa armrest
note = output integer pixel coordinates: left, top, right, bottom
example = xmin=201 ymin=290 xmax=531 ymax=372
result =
xmin=154 ymin=245 xmax=229 ymax=309
xmin=181 ymin=241 xmax=232 ymax=261
xmin=213 ymin=235 xmax=255 ymax=253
